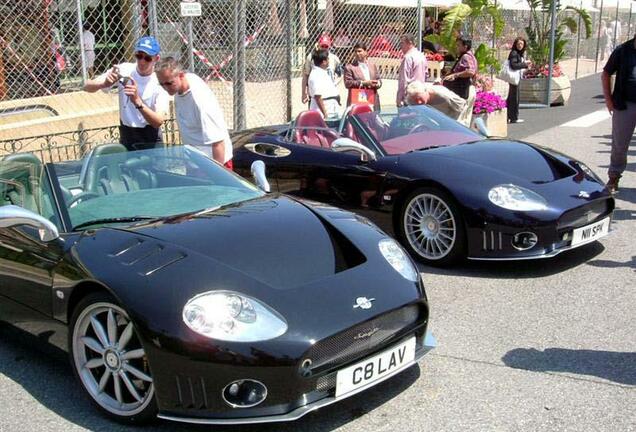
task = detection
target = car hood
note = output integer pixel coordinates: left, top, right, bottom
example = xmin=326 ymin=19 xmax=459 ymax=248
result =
xmin=406 ymin=139 xmax=577 ymax=184
xmin=113 ymin=195 xmax=367 ymax=290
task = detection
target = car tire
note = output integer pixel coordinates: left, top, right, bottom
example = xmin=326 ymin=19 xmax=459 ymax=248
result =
xmin=68 ymin=291 xmax=157 ymax=424
xmin=397 ymin=187 xmax=466 ymax=266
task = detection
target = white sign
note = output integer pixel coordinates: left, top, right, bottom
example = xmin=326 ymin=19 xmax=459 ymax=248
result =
xmin=180 ymin=2 xmax=202 ymax=17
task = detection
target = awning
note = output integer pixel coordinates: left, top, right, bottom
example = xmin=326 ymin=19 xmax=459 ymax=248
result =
xmin=318 ymin=0 xmax=461 ymax=9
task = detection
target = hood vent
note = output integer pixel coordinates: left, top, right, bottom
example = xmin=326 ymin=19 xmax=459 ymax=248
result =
xmin=108 ymin=237 xmax=187 ymax=276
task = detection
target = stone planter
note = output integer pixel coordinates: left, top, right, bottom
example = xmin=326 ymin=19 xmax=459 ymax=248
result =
xmin=472 ymin=108 xmax=508 ymax=138
xmin=519 ymin=74 xmax=571 ymax=105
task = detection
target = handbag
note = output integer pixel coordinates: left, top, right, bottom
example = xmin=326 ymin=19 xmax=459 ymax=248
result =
xmin=350 ymin=88 xmax=376 ymax=107
xmin=499 ymin=60 xmax=521 ymax=85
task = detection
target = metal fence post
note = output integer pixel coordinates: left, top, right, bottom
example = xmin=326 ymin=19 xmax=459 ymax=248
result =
xmin=628 ymin=3 xmax=633 ymax=44
xmin=187 ymin=17 xmax=195 ymax=72
xmin=594 ymin=0 xmax=604 ymax=74
xmin=575 ymin=0 xmax=582 ymax=79
xmin=234 ymin=0 xmax=246 ymax=131
xmin=148 ymin=0 xmax=159 ymax=38
xmin=286 ymin=0 xmax=293 ymax=122
xmin=612 ymin=3 xmax=619 ymax=48
xmin=417 ymin=0 xmax=423 ymax=51
xmin=546 ymin=0 xmax=557 ymax=106
xmin=75 ymin=0 xmax=87 ymax=82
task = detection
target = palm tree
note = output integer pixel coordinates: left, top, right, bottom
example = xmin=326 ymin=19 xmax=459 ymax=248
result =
xmin=525 ymin=0 xmax=592 ymax=70
xmin=425 ymin=0 xmax=504 ymax=72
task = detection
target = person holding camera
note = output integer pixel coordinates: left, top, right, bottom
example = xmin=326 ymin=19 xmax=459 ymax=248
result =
xmin=83 ymin=36 xmax=168 ymax=150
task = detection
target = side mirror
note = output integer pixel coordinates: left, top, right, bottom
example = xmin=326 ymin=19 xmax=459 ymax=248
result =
xmin=0 ymin=205 xmax=59 ymax=242
xmin=473 ymin=117 xmax=490 ymax=137
xmin=250 ymin=160 xmax=271 ymax=193
xmin=331 ymin=138 xmax=377 ymax=162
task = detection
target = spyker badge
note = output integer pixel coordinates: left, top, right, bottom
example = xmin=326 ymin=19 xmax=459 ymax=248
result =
xmin=353 ymin=297 xmax=375 ymax=310
xmin=578 ymin=191 xmax=590 ymax=199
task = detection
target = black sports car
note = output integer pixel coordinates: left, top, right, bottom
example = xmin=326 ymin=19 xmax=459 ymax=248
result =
xmin=0 ymin=145 xmax=434 ymax=424
xmin=232 ymin=105 xmax=615 ymax=265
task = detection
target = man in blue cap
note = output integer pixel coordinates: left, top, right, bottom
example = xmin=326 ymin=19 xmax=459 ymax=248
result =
xmin=84 ymin=36 xmax=168 ymax=150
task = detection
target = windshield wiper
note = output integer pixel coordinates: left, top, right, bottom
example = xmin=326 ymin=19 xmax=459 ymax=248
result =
xmin=73 ymin=216 xmax=157 ymax=231
xmin=408 ymin=145 xmax=442 ymax=153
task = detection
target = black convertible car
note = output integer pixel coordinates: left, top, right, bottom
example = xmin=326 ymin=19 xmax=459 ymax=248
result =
xmin=232 ymin=105 xmax=614 ymax=265
xmin=0 ymin=145 xmax=434 ymax=424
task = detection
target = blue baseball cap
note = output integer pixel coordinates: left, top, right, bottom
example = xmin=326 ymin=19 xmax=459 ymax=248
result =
xmin=135 ymin=36 xmax=160 ymax=56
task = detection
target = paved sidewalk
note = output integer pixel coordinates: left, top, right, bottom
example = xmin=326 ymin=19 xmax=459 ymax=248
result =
xmin=507 ymin=73 xmax=607 ymax=141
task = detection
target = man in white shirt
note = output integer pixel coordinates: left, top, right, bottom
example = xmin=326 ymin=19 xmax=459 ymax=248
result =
xmin=155 ymin=57 xmax=233 ymax=168
xmin=83 ymin=36 xmax=168 ymax=150
xmin=308 ymin=49 xmax=341 ymax=119
xmin=301 ymin=34 xmax=342 ymax=105
xmin=82 ymin=24 xmax=95 ymax=78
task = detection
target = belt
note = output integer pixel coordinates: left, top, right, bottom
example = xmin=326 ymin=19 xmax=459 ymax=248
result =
xmin=323 ymin=96 xmax=341 ymax=103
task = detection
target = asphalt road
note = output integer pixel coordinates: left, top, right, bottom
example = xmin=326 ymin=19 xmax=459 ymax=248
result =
xmin=0 ymin=74 xmax=634 ymax=432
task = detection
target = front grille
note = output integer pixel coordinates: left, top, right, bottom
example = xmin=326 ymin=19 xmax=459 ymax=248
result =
xmin=303 ymin=305 xmax=420 ymax=374
xmin=558 ymin=200 xmax=611 ymax=230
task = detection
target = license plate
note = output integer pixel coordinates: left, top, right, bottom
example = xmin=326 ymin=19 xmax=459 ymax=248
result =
xmin=571 ymin=217 xmax=610 ymax=246
xmin=335 ymin=337 xmax=416 ymax=398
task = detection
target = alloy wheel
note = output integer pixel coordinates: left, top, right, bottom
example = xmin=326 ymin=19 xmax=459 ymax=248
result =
xmin=72 ymin=301 xmax=154 ymax=418
xmin=403 ymin=192 xmax=457 ymax=260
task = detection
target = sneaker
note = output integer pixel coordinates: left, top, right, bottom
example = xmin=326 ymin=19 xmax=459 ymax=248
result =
xmin=514 ymin=119 xmax=525 ymax=123
xmin=606 ymin=176 xmax=620 ymax=194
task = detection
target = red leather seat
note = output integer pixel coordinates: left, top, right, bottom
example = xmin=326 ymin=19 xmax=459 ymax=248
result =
xmin=294 ymin=111 xmax=338 ymax=148
xmin=344 ymin=104 xmax=373 ymax=142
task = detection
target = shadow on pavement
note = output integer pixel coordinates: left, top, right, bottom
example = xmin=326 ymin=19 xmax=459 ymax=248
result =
xmin=611 ymin=208 xmax=636 ymax=221
xmin=502 ymin=347 xmax=636 ymax=386
xmin=586 ymin=255 xmax=636 ymax=271
xmin=0 ymin=323 xmax=421 ymax=432
xmin=418 ymin=241 xmax=605 ymax=279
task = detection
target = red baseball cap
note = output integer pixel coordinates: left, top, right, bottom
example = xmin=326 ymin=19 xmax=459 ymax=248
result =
xmin=318 ymin=34 xmax=332 ymax=48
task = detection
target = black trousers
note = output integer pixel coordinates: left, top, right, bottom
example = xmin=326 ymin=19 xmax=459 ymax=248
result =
xmin=119 ymin=124 xmax=163 ymax=151
xmin=507 ymin=84 xmax=520 ymax=122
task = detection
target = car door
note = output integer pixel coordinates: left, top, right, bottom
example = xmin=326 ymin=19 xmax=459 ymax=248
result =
xmin=0 ymin=159 xmax=61 ymax=317
xmin=255 ymin=129 xmax=388 ymax=212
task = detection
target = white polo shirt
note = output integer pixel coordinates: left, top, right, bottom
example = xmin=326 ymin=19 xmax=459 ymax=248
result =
xmin=100 ymin=62 xmax=169 ymax=128
xmin=308 ymin=66 xmax=341 ymax=118
xmin=175 ymin=73 xmax=233 ymax=163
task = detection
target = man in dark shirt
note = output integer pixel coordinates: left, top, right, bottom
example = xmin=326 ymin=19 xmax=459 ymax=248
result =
xmin=601 ymin=34 xmax=636 ymax=193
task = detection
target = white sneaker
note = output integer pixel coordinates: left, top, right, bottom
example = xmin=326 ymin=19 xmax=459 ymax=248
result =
xmin=514 ymin=119 xmax=525 ymax=123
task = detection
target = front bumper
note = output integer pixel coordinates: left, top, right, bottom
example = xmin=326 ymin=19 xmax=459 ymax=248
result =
xmin=157 ymin=331 xmax=436 ymax=425
xmin=465 ymin=198 xmax=614 ymax=261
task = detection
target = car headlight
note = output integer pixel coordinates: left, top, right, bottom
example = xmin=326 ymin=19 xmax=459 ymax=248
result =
xmin=183 ymin=291 xmax=287 ymax=342
xmin=378 ymin=238 xmax=419 ymax=282
xmin=488 ymin=184 xmax=548 ymax=211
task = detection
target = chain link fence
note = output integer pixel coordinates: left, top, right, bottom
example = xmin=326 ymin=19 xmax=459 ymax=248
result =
xmin=1 ymin=0 xmax=634 ymax=158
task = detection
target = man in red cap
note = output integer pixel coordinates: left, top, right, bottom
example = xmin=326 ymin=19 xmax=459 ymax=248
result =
xmin=301 ymin=34 xmax=342 ymax=105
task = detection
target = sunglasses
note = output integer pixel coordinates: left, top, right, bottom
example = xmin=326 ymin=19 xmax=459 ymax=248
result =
xmin=159 ymin=79 xmax=174 ymax=87
xmin=134 ymin=52 xmax=154 ymax=62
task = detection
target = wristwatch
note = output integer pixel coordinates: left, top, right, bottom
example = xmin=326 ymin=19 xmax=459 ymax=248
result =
xmin=135 ymin=103 xmax=144 ymax=110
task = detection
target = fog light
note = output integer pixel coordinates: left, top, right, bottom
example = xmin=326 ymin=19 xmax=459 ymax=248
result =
xmin=222 ymin=379 xmax=267 ymax=408
xmin=512 ymin=232 xmax=538 ymax=251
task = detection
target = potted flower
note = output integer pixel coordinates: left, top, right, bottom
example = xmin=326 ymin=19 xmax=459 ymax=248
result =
xmin=471 ymin=91 xmax=507 ymax=137
xmin=520 ymin=0 xmax=591 ymax=105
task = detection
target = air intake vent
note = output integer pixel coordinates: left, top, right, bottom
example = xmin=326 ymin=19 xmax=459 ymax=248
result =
xmin=481 ymin=230 xmax=503 ymax=251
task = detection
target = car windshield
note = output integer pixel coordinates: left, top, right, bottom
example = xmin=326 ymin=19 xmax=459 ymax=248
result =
xmin=51 ymin=145 xmax=263 ymax=230
xmin=353 ymin=105 xmax=483 ymax=155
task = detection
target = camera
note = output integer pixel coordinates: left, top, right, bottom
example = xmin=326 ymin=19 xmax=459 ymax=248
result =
xmin=119 ymin=76 xmax=131 ymax=86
